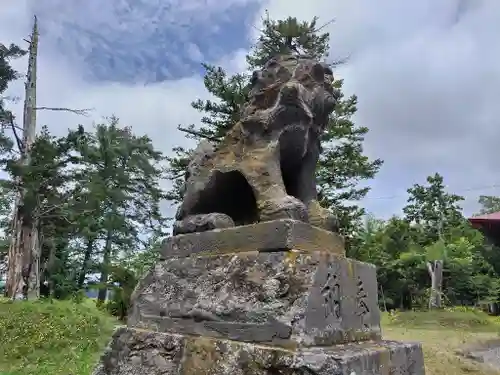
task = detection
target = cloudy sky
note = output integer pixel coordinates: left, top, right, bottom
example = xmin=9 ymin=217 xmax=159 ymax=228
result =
xmin=1 ymin=0 xmax=499 ymax=220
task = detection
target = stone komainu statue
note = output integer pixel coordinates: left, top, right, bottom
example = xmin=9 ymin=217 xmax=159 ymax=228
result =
xmin=173 ymin=54 xmax=341 ymax=235
xmin=92 ymin=55 xmax=426 ymax=375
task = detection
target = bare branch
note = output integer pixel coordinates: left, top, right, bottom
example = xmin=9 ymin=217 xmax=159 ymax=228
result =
xmin=168 ymin=171 xmax=186 ymax=181
xmin=8 ymin=113 xmax=23 ymax=152
xmin=2 ymin=123 xmax=24 ymax=132
xmin=5 ymin=148 xmax=21 ymax=155
xmin=36 ymin=202 xmax=66 ymax=219
xmin=177 ymin=126 xmax=219 ymax=142
xmin=35 ymin=107 xmax=93 ymax=116
xmin=0 ymin=95 xmax=22 ymax=104
xmin=329 ymin=54 xmax=351 ymax=68
xmin=35 ymin=186 xmax=85 ymax=219
xmin=314 ymin=18 xmax=336 ymax=32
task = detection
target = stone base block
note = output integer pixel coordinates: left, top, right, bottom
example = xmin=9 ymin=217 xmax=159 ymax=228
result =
xmin=128 ymin=251 xmax=381 ymax=347
xmin=162 ymin=219 xmax=345 ymax=258
xmin=92 ymin=327 xmax=425 ymax=375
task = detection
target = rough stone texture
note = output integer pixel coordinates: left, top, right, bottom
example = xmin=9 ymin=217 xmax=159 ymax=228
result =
xmin=92 ymin=327 xmax=425 ymax=375
xmin=128 ymin=250 xmax=381 ymax=346
xmin=456 ymin=339 xmax=500 ymax=370
xmin=172 ymin=213 xmax=235 ymax=235
xmin=173 ymin=54 xmax=341 ymax=235
xmin=163 ymin=219 xmax=345 ymax=258
xmin=92 ymin=220 xmax=426 ymax=374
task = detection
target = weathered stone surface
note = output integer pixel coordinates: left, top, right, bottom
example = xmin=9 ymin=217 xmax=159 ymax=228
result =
xmin=93 ymin=327 xmax=426 ymax=375
xmin=128 ymin=250 xmax=380 ymax=346
xmin=134 ymin=316 xmax=293 ymax=344
xmin=173 ymin=54 xmax=341 ymax=235
xmin=162 ymin=219 xmax=345 ymax=258
xmin=92 ymin=328 xmax=185 ymax=375
xmin=172 ymin=213 xmax=235 ymax=235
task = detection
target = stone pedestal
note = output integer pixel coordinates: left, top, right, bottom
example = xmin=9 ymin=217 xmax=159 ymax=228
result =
xmin=92 ymin=220 xmax=425 ymax=375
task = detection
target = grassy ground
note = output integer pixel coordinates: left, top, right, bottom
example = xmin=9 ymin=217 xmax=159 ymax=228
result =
xmin=383 ymin=307 xmax=500 ymax=375
xmin=0 ymin=299 xmax=499 ymax=375
xmin=0 ymin=298 xmax=116 ymax=375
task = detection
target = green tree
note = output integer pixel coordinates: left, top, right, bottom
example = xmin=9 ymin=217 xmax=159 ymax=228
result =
xmin=121 ymin=237 xmax=162 ymax=279
xmin=0 ymin=124 xmax=86 ymax=298
xmin=0 ymin=42 xmax=26 ymax=129
xmin=316 ymin=83 xmax=382 ymax=236
xmin=477 ymin=195 xmax=500 ymax=215
xmin=104 ymin=237 xmax=164 ymax=320
xmin=0 ymin=115 xmax=169 ymax=301
xmin=403 ymin=173 xmax=465 ymax=245
xmin=167 ymin=15 xmax=382 ymax=237
xmin=70 ymin=118 xmax=168 ymax=304
xmin=246 ymin=15 xmax=330 ymax=67
xmin=11 ymin=126 xmax=78 ymax=298
xmin=353 ymin=212 xmax=494 ymax=310
xmin=402 ymin=173 xmax=481 ymax=309
xmin=0 ymin=41 xmax=26 ymax=276
xmin=353 ymin=215 xmax=427 ymax=310
xmin=2 ymin=122 xmax=75 ymax=299
xmin=105 ymin=264 xmax=138 ymax=321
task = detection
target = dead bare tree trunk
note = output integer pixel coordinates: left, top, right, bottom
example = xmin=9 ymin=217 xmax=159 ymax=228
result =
xmin=426 ymin=208 xmax=445 ymax=310
xmin=5 ymin=16 xmax=40 ymax=300
xmin=427 ymin=260 xmax=443 ymax=309
xmin=4 ymin=17 xmax=92 ymax=300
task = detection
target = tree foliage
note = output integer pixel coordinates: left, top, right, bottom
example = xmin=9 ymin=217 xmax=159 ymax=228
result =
xmin=0 ymin=104 xmax=169 ymax=307
xmin=403 ymin=173 xmax=465 ymax=245
xmin=350 ymin=174 xmax=500 ymax=311
xmin=246 ymin=15 xmax=331 ymax=68
xmin=477 ymin=195 xmax=500 ymax=215
xmin=0 ymin=42 xmax=26 ymax=121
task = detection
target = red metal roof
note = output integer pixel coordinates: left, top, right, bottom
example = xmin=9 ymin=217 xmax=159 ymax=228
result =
xmin=468 ymin=212 xmax=500 ymax=229
xmin=469 ymin=212 xmax=500 ymax=222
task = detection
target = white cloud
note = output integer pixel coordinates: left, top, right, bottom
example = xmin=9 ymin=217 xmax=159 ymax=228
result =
xmin=23 ymin=0 xmax=263 ymax=81
xmin=1 ymin=0 xmax=221 ymax=219
xmin=3 ymin=0 xmax=500 ymax=223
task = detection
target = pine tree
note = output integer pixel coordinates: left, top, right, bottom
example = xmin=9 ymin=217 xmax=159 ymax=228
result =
xmin=246 ymin=14 xmax=331 ymax=67
xmin=317 ymin=84 xmax=382 ymax=235
xmin=70 ymin=117 xmax=168 ymax=303
xmin=167 ymin=15 xmax=382 ymax=236
xmin=0 ymin=42 xmax=27 ymax=129
xmin=0 ymin=41 xmax=25 ymax=279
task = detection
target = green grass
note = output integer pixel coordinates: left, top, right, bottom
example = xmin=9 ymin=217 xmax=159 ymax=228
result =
xmin=0 ymin=298 xmax=117 ymax=375
xmin=383 ymin=307 xmax=497 ymax=331
xmin=1 ymin=299 xmax=500 ymax=375
xmin=383 ymin=308 xmax=500 ymax=375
